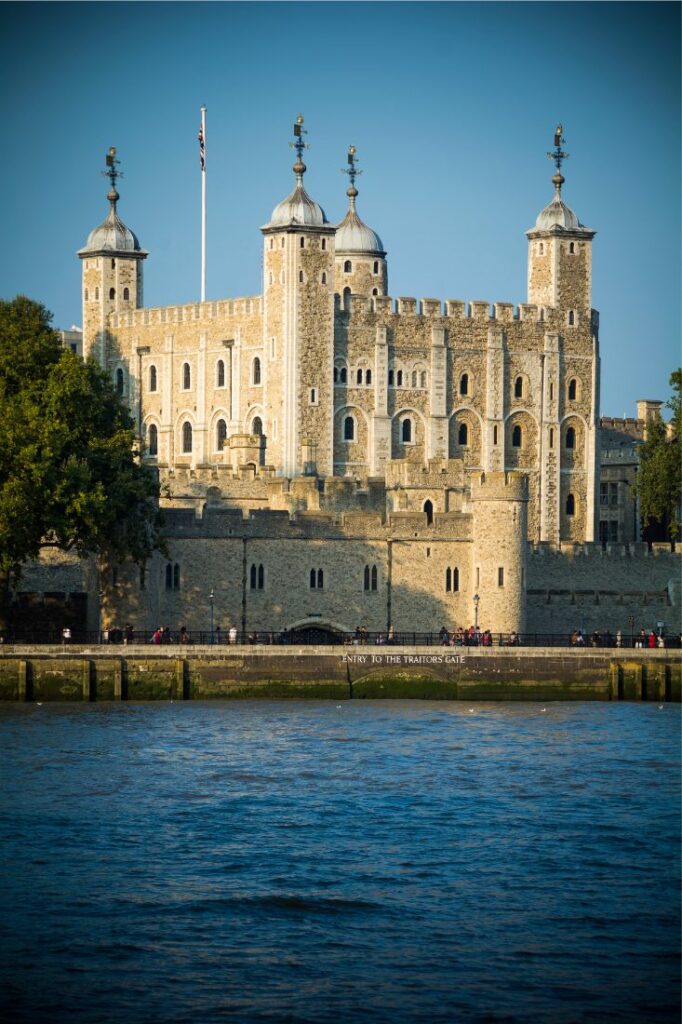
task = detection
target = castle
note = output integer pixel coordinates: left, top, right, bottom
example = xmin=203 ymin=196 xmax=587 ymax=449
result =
xmin=17 ymin=122 xmax=679 ymax=641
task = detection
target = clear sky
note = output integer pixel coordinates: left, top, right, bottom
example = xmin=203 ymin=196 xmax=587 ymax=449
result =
xmin=1 ymin=1 xmax=679 ymax=416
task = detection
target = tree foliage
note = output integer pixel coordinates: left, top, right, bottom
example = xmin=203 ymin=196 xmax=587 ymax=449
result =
xmin=0 ymin=296 xmax=164 ymax=624
xmin=635 ymin=368 xmax=681 ymax=541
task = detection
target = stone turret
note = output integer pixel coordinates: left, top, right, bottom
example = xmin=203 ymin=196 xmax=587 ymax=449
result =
xmin=78 ymin=147 xmax=147 ymax=365
xmin=471 ymin=471 xmax=528 ymax=634
xmin=334 ymin=146 xmax=387 ymax=302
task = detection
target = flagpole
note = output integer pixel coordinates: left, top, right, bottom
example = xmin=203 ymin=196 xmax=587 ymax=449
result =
xmin=200 ymin=105 xmax=207 ymax=302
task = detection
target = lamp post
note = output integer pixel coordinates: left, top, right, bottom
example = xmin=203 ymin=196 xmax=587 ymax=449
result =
xmin=209 ymin=588 xmax=214 ymax=645
xmin=473 ymin=593 xmax=480 ymax=631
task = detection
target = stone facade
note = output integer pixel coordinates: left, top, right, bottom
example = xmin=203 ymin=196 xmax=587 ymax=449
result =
xmin=11 ymin=127 xmax=680 ymax=640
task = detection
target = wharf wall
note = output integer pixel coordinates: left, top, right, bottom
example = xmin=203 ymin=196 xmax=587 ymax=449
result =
xmin=0 ymin=647 xmax=678 ymax=703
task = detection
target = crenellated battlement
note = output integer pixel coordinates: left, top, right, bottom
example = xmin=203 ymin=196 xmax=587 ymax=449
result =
xmin=471 ymin=470 xmax=529 ymax=502
xmin=109 ymin=294 xmax=262 ymax=329
xmin=336 ymin=293 xmax=562 ymax=325
xmin=385 ymin=457 xmax=466 ymax=490
xmin=530 ymin=541 xmax=679 ymax=560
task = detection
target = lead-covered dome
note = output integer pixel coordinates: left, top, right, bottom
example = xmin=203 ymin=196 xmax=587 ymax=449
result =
xmin=533 ymin=196 xmax=582 ymax=232
xmin=79 ymin=203 xmax=143 ymax=255
xmin=268 ymin=181 xmax=328 ymax=228
xmin=335 ymin=206 xmax=384 ymax=254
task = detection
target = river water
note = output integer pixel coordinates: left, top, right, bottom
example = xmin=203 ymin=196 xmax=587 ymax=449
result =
xmin=0 ymin=700 xmax=679 ymax=1023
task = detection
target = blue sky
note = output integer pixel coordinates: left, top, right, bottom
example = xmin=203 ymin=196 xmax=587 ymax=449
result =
xmin=0 ymin=1 xmax=679 ymax=416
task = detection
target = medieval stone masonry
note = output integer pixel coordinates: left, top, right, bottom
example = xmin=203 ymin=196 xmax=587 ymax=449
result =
xmin=17 ymin=124 xmax=680 ymax=639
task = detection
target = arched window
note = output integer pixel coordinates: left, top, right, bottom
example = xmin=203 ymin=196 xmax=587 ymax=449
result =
xmin=344 ymin=260 xmax=352 ymax=273
xmin=396 ymin=370 xmax=403 ymax=386
xmin=252 ymin=416 xmax=263 ymax=436
xmin=568 ymin=310 xmax=575 ymax=326
xmin=344 ymin=416 xmax=355 ymax=441
xmin=116 ymin=368 xmax=124 ymax=394
xmin=538 ymin=242 xmax=544 ymax=255
xmin=460 ymin=373 xmax=469 ymax=396
xmin=300 ymin=237 xmax=305 ymax=249
xmin=109 ymin=288 xmax=116 ymax=300
xmin=123 ymin=287 xmax=130 ymax=301
xmin=569 ymin=242 xmax=575 ymax=254
xmin=365 ymin=369 xmax=372 ymax=385
xmin=258 ymin=564 xmax=264 ymax=590
xmin=458 ymin=423 xmax=468 ymax=446
xmin=424 ymin=500 xmax=433 ymax=525
xmin=445 ymin=567 xmax=452 ymax=592
xmin=373 ymin=260 xmax=379 ymax=274
xmin=549 ymin=382 xmax=554 ymax=401
xmin=493 ymin=425 xmax=498 ymax=445
xmin=566 ymin=493 xmax=575 ymax=516
xmin=566 ymin=426 xmax=575 ymax=449
xmin=453 ymin=567 xmax=459 ymax=592
xmin=333 ymin=366 xmax=338 ymax=384
xmin=412 ymin=370 xmax=418 ymax=387
xmin=165 ymin=563 xmax=172 ymax=590
xmin=216 ymin=419 xmax=227 ymax=450
xmin=149 ymin=365 xmax=157 ymax=392
xmin=217 ymin=359 xmax=225 ymax=387
xmin=148 ymin=423 xmax=158 ymax=456
xmin=371 ymin=565 xmax=377 ymax=591
xmin=317 ymin=569 xmax=324 ymax=589
xmin=111 ymin=259 xmax=115 ymax=269
xmin=549 ymin=428 xmax=554 ymax=449
xmin=512 ymin=425 xmax=522 ymax=448
xmin=321 ymin=238 xmax=326 ymax=250
xmin=401 ymin=418 xmax=412 ymax=444
xmin=356 ymin=368 xmax=363 ymax=385
xmin=372 ymin=288 xmax=378 ymax=297
xmin=182 ymin=421 xmax=193 ymax=453
xmin=253 ymin=357 xmax=261 ymax=385
xmin=364 ymin=565 xmax=370 ymax=591
xmin=183 ymin=363 xmax=191 ymax=390
xmin=420 ymin=371 xmax=427 ymax=388
xmin=310 ymin=569 xmax=316 ymax=589
xmin=388 ymin=370 xmax=394 ymax=386
xmin=568 ymin=378 xmax=577 ymax=401
xmin=299 ymin=270 xmax=304 ymax=283
xmin=514 ymin=376 xmax=523 ymax=398
xmin=250 ymin=564 xmax=264 ymax=590
xmin=340 ymin=367 xmax=347 ymax=385
xmin=321 ymin=272 xmax=327 ymax=284
xmin=173 ymin=564 xmax=180 ymax=590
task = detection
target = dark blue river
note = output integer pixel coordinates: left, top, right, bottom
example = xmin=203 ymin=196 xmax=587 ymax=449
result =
xmin=0 ymin=700 xmax=679 ymax=1023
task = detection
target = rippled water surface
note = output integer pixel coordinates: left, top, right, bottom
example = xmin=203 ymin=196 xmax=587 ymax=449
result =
xmin=0 ymin=700 xmax=679 ymax=1023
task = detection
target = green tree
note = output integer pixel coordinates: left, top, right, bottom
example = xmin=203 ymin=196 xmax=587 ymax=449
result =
xmin=0 ymin=296 xmax=164 ymax=629
xmin=635 ymin=368 xmax=681 ymax=542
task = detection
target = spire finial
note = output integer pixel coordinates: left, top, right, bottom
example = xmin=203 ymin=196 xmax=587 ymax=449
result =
xmin=289 ymin=114 xmax=308 ymax=183
xmin=547 ymin=124 xmax=569 ymax=198
xmin=101 ymin=146 xmax=123 ymax=209
xmin=341 ymin=145 xmax=362 ymax=210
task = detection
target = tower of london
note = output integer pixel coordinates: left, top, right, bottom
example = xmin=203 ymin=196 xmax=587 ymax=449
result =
xmin=25 ymin=120 xmax=675 ymax=642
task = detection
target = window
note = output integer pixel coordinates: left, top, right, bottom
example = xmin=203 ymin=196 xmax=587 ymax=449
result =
xmin=420 ymin=371 xmax=427 ymax=388
xmin=569 ymin=242 xmax=575 ymax=254
xmin=148 ymin=423 xmax=158 ymax=456
xmin=344 ymin=416 xmax=355 ymax=441
xmin=309 ymin=388 xmax=317 ymax=405
xmin=566 ymin=494 xmax=575 ymax=516
xmin=217 ymin=359 xmax=225 ymax=387
xmin=372 ymin=288 xmax=378 ymax=297
xmin=340 ymin=367 xmax=347 ymax=385
xmin=512 ymin=425 xmax=522 ymax=448
xmin=270 ymin=337 xmax=276 ymax=359
xmin=300 ymin=237 xmax=305 ymax=249
xmin=310 ymin=568 xmax=324 ymax=589
xmin=396 ymin=370 xmax=403 ymax=386
xmin=149 ymin=365 xmax=157 ymax=392
xmin=446 ymin=567 xmax=459 ymax=592
xmin=84 ymin=288 xmax=89 ymax=301
xmin=343 ymin=287 xmax=351 ymax=309
xmin=498 ymin=567 xmax=504 ymax=587
xmin=357 ymin=368 xmax=363 ymax=385
xmin=568 ymin=378 xmax=577 ymax=401
xmin=412 ymin=370 xmax=417 ymax=387
xmin=538 ymin=242 xmax=544 ymax=255
xmin=388 ymin=370 xmax=394 ymax=386
xmin=166 ymin=563 xmax=180 ymax=591
xmin=321 ymin=238 xmax=326 ymax=251
xmin=453 ymin=567 xmax=459 ymax=592
xmin=424 ymin=500 xmax=433 ymax=525
xmin=371 ymin=565 xmax=377 ymax=591
xmin=95 ymin=287 xmax=99 ymax=300
xmin=565 ymin=426 xmax=575 ymax=449
xmin=539 ymin=308 xmax=545 ymax=322
xmin=460 ymin=373 xmax=468 ymax=396
xmin=182 ymin=421 xmax=192 ymax=453
xmin=600 ymin=483 xmax=608 ymax=507
xmin=549 ymin=382 xmax=554 ymax=401
xmin=549 ymin=428 xmax=554 ymax=449
xmin=299 ymin=270 xmax=304 ymax=283
xmin=116 ymin=368 xmax=124 ymax=395
xmin=401 ymin=418 xmax=412 ymax=444
xmin=111 ymin=259 xmax=115 ymax=269
xmin=250 ymin=564 xmax=264 ymax=590
xmin=363 ymin=565 xmax=378 ymax=592
xmin=458 ymin=423 xmax=468 ymax=446
xmin=183 ymin=363 xmax=191 ymax=390
xmin=333 ymin=367 xmax=338 ymax=384
xmin=252 ymin=416 xmax=263 ymax=436
xmin=321 ymin=272 xmax=327 ymax=285
xmin=269 ymin=272 xmax=274 ymax=285
xmin=373 ymin=260 xmax=379 ymax=274
xmin=109 ymin=288 xmax=115 ymax=300
xmin=123 ymin=287 xmax=130 ymax=301
xmin=365 ymin=369 xmax=372 ymax=385
xmin=344 ymin=260 xmax=352 ymax=273
xmin=253 ymin=357 xmax=261 ymax=385
xmin=568 ymin=310 xmax=575 ymax=326
xmin=269 ymin=238 xmax=274 ymax=250
xmin=445 ymin=567 xmax=451 ymax=592
xmin=609 ymin=483 xmax=618 ymax=507
xmin=514 ymin=376 xmax=523 ymax=398
xmin=216 ymin=419 xmax=227 ymax=450
xmin=493 ymin=425 xmax=498 ymax=445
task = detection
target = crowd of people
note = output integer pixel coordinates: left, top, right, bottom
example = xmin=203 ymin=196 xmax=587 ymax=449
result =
xmin=570 ymin=627 xmax=668 ymax=648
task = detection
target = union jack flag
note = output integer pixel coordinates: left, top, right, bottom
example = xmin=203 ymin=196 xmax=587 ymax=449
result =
xmin=198 ymin=125 xmax=205 ymax=171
